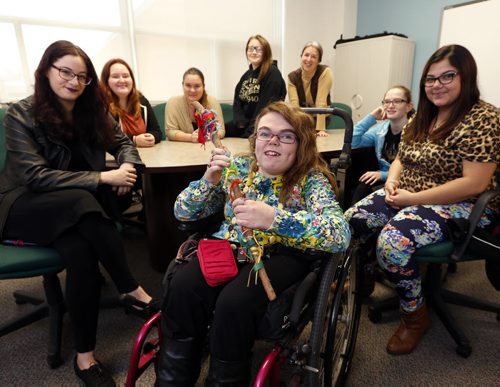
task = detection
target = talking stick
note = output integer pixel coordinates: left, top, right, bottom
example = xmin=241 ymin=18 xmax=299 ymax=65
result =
xmin=229 ymin=183 xmax=277 ymax=301
xmin=193 ymin=102 xmax=277 ymax=301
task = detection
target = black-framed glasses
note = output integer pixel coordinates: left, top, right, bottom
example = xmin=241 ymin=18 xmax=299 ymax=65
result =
xmin=381 ymin=98 xmax=407 ymax=106
xmin=424 ymin=71 xmax=458 ymax=87
xmin=247 ymin=46 xmax=263 ymax=54
xmin=256 ymin=129 xmax=297 ymax=144
xmin=51 ymin=65 xmax=92 ymax=85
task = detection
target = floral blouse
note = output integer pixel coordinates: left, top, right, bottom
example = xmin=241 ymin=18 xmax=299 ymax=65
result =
xmin=174 ymin=155 xmax=351 ymax=253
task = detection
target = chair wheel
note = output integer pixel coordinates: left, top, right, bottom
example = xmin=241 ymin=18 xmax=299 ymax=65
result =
xmin=456 ymin=344 xmax=471 ymax=358
xmin=368 ymin=308 xmax=382 ymax=323
xmin=47 ymin=354 xmax=63 ymax=369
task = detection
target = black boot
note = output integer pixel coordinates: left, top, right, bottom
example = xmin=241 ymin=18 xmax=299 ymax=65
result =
xmin=156 ymin=336 xmax=202 ymax=387
xmin=204 ymin=356 xmax=251 ymax=387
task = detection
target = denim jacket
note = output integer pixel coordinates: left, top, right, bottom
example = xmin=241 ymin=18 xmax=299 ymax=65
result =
xmin=351 ymin=114 xmax=392 ymax=181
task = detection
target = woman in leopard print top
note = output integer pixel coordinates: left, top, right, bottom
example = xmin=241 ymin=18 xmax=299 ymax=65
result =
xmin=345 ymin=45 xmax=499 ymax=356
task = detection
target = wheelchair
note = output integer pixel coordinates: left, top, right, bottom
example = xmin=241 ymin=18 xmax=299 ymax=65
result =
xmin=126 ymin=107 xmax=363 ymax=386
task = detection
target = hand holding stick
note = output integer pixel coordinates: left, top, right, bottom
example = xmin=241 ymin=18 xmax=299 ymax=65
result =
xmin=230 ymin=184 xmax=277 ymax=301
xmin=193 ymin=101 xmax=276 ymax=301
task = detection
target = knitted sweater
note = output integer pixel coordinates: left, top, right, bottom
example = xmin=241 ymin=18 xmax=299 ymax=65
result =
xmin=166 ymin=95 xmax=225 ymax=141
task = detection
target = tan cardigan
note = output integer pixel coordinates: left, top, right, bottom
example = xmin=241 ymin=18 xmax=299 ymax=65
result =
xmin=165 ymin=95 xmax=225 ymax=141
xmin=288 ymin=66 xmax=333 ymax=131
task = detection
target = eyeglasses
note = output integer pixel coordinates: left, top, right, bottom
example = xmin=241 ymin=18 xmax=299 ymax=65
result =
xmin=51 ymin=65 xmax=92 ymax=85
xmin=247 ymin=46 xmax=263 ymax=54
xmin=424 ymin=71 xmax=458 ymax=87
xmin=256 ymin=129 xmax=297 ymax=144
xmin=381 ymin=98 xmax=407 ymax=106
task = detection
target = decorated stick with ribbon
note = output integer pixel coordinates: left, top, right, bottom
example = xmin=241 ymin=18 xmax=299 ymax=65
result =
xmin=192 ymin=101 xmax=277 ymax=301
xmin=229 ymin=182 xmax=277 ymax=301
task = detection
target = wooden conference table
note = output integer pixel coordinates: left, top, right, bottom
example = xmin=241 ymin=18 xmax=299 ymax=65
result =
xmin=137 ymin=130 xmax=346 ymax=272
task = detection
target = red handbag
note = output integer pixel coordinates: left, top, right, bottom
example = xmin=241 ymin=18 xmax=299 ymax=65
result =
xmin=197 ymin=239 xmax=238 ymax=286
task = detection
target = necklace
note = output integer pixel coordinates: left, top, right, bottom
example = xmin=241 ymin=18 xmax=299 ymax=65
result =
xmin=432 ymin=118 xmax=443 ymax=132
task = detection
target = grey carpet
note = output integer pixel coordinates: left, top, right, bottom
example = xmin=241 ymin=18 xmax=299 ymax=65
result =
xmin=1 ymin=227 xmax=499 ymax=386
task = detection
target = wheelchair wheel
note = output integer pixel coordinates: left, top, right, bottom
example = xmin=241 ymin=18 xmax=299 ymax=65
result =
xmin=307 ymin=242 xmax=362 ymax=387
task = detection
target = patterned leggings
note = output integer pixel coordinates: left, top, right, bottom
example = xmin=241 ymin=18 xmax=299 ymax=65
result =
xmin=345 ymin=189 xmax=493 ymax=312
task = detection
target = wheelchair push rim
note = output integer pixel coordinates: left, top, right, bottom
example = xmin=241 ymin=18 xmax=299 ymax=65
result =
xmin=307 ymin=243 xmax=362 ymax=387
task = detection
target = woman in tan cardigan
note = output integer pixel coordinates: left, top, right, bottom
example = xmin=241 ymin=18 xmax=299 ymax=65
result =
xmin=166 ymin=67 xmax=225 ymax=142
xmin=288 ymin=41 xmax=333 ymax=137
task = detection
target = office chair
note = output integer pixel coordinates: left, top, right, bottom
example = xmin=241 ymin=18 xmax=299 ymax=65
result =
xmin=152 ymin=102 xmax=167 ymax=140
xmin=0 ymin=243 xmax=66 ymax=368
xmin=368 ymin=173 xmax=500 ymax=358
xmin=0 ymin=105 xmax=66 ymax=368
xmin=220 ymin=102 xmax=233 ymax=123
xmin=327 ymin=102 xmax=352 ymax=129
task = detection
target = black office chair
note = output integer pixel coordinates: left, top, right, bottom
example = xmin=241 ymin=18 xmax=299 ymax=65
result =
xmin=368 ymin=173 xmax=500 ymax=357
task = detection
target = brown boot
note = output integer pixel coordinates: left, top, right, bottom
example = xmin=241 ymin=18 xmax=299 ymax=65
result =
xmin=386 ymin=302 xmax=430 ymax=355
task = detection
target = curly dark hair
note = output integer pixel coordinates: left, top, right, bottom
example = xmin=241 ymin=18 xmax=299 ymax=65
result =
xmin=33 ymin=40 xmax=115 ymax=146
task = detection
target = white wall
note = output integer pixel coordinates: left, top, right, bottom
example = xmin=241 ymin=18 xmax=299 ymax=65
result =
xmin=439 ymin=0 xmax=500 ymax=106
xmin=283 ymin=0 xmax=357 ymax=97
xmin=0 ymin=0 xmax=358 ymax=104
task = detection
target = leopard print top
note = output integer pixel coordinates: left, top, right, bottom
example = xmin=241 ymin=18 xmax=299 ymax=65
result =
xmin=399 ymin=100 xmax=500 ymax=210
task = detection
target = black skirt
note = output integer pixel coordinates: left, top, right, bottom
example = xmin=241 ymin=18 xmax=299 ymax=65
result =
xmin=3 ymin=188 xmax=108 ymax=245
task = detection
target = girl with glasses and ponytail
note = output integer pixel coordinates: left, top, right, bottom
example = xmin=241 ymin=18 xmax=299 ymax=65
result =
xmin=350 ymin=85 xmax=415 ymax=205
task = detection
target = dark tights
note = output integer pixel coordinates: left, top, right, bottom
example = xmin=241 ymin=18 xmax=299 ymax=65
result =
xmin=163 ymin=252 xmax=310 ymax=360
xmin=53 ymin=213 xmax=139 ymax=352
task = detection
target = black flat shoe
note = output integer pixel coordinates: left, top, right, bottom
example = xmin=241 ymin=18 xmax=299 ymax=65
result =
xmin=74 ymin=356 xmax=116 ymax=387
xmin=120 ymin=294 xmax=160 ymax=320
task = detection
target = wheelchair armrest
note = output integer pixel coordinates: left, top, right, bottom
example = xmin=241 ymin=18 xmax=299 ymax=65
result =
xmin=177 ymin=211 xmax=225 ymax=235
xmin=288 ymin=271 xmax=318 ymax=325
xmin=451 ymin=187 xmax=500 ymax=261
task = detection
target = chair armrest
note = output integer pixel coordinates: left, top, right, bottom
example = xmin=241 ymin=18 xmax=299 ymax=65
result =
xmin=451 ymin=187 xmax=500 ymax=261
xmin=177 ymin=211 xmax=225 ymax=236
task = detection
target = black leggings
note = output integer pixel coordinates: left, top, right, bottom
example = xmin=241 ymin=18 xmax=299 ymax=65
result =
xmin=163 ymin=252 xmax=311 ymax=361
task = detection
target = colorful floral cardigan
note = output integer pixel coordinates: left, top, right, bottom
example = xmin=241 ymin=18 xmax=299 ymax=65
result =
xmin=174 ymin=155 xmax=351 ymax=254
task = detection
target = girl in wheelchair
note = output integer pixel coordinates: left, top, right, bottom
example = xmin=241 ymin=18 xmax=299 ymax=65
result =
xmin=157 ymin=101 xmax=351 ymax=386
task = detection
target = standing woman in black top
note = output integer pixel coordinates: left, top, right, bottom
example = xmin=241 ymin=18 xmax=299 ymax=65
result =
xmin=225 ymin=34 xmax=287 ymax=138
xmin=0 ymin=40 xmax=156 ymax=386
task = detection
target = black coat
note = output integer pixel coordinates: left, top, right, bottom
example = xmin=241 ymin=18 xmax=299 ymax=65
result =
xmin=0 ymin=95 xmax=144 ymax=237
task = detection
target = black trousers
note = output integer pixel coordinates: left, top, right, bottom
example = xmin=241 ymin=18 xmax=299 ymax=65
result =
xmin=163 ymin=251 xmax=311 ymax=361
xmin=224 ymin=121 xmax=252 ymax=138
xmin=3 ymin=188 xmax=139 ymax=352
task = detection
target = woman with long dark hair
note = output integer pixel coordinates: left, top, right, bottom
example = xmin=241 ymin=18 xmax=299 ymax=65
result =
xmin=345 ymin=45 xmax=499 ymax=355
xmin=0 ymin=40 xmax=156 ymax=386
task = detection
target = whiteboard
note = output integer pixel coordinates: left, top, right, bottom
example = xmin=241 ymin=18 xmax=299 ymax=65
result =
xmin=439 ymin=0 xmax=500 ymax=107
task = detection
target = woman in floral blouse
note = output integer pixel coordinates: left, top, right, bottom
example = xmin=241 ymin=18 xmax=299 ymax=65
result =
xmin=157 ymin=101 xmax=350 ymax=386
